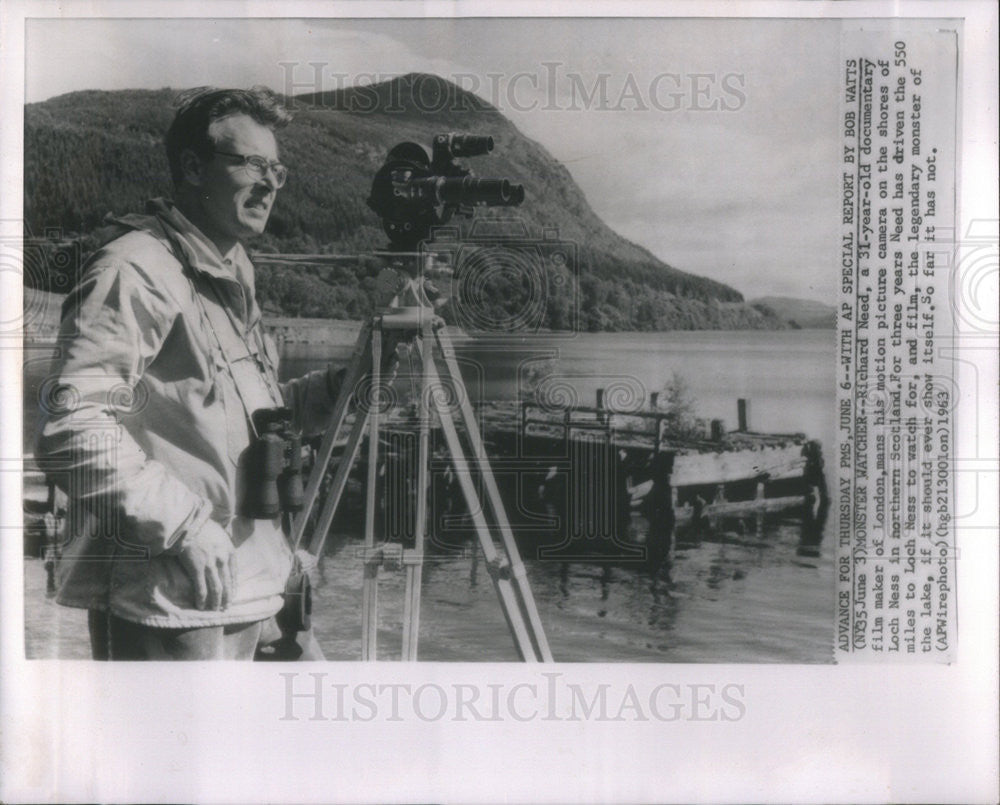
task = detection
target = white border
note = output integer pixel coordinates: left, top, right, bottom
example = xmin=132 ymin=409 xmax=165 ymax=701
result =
xmin=2 ymin=2 xmax=997 ymax=803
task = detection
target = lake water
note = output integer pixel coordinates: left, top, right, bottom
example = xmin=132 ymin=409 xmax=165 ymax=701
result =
xmin=24 ymin=328 xmax=836 ymax=662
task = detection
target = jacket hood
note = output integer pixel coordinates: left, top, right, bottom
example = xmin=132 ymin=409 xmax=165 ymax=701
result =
xmin=93 ymin=198 xmax=174 ymax=250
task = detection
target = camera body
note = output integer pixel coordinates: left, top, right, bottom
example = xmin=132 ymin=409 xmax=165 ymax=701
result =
xmin=421 ymin=221 xmax=580 ymax=337
xmin=367 ymin=133 xmax=525 ymax=250
xmin=245 ymin=407 xmax=304 ymax=519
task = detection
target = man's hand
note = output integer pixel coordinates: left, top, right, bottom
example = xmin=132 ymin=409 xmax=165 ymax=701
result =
xmin=177 ymin=520 xmax=235 ymax=611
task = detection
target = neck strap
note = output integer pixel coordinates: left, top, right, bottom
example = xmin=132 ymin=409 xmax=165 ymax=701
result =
xmin=155 ymin=215 xmax=278 ymax=437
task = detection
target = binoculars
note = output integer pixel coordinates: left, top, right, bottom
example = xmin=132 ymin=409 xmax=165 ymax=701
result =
xmin=245 ymin=407 xmax=304 ymax=519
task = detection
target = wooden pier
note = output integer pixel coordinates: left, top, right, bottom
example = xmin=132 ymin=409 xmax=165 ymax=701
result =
xmin=371 ymin=390 xmax=830 ymax=564
xmin=24 ymin=390 xmax=830 ymax=567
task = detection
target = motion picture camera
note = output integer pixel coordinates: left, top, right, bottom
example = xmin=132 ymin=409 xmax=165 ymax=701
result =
xmin=245 ymin=407 xmax=304 ymax=520
xmin=367 ymin=133 xmax=526 ymax=250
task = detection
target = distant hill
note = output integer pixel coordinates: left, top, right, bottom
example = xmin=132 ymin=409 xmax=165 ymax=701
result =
xmin=23 ymin=75 xmax=788 ymax=332
xmin=750 ymin=296 xmax=836 ymax=329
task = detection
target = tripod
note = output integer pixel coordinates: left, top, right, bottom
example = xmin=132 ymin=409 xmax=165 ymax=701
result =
xmin=289 ymin=252 xmax=552 ymax=662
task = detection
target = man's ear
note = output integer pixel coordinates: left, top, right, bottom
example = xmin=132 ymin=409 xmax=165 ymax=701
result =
xmin=179 ymin=148 xmax=206 ymax=187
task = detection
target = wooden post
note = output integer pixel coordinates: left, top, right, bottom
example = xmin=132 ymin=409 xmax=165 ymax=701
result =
xmin=710 ymin=419 xmax=725 ymax=441
xmin=596 ymin=387 xmax=605 ymax=424
xmin=692 ymin=495 xmax=706 ymax=530
xmin=469 ymin=544 xmax=479 ymax=587
xmin=612 ymin=442 xmax=630 ymax=549
xmin=647 ymin=451 xmax=675 ymax=571
xmin=737 ymin=398 xmax=750 ymax=432
xmin=799 ymin=440 xmax=830 ymax=553
xmin=650 ymin=391 xmax=659 ymax=410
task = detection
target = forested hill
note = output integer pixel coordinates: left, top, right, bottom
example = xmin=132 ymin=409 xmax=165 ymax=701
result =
xmin=750 ymin=296 xmax=837 ymax=329
xmin=24 ymin=75 xmax=786 ymax=331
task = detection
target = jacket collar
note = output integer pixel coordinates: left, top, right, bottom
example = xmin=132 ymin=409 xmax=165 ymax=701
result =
xmin=145 ymin=198 xmax=253 ymax=284
xmin=102 ymin=198 xmax=261 ymax=329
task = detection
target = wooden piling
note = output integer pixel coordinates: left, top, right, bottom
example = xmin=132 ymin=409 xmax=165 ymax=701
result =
xmin=801 ymin=439 xmax=830 ymax=531
xmin=611 ymin=441 xmax=632 ymax=554
xmin=647 ymin=451 xmax=676 ymax=569
xmin=737 ymin=398 xmax=750 ymax=431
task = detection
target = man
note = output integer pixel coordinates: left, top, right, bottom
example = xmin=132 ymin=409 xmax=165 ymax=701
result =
xmin=38 ymin=86 xmax=337 ymax=660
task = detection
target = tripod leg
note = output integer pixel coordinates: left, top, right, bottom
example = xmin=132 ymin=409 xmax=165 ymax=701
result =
xmin=291 ymin=322 xmax=373 ymax=551
xmin=361 ymin=561 xmax=378 ymax=661
xmin=433 ymin=330 xmax=554 ymax=662
xmin=422 ymin=355 xmax=539 ymax=662
xmin=304 ymin=405 xmax=370 ymax=558
xmin=305 ymin=328 xmax=409 ymax=559
xmin=401 ymin=563 xmax=422 ymax=660
xmin=364 ymin=329 xmax=382 ymax=551
xmin=401 ymin=327 xmax=432 ymax=661
xmin=401 ymin=555 xmax=422 ymax=660
xmin=361 ymin=328 xmax=383 ymax=661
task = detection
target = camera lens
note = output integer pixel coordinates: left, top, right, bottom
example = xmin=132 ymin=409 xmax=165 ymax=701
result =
xmin=450 ymin=135 xmax=493 ymax=157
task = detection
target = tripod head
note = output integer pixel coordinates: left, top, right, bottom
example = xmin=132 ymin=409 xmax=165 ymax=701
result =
xmin=366 ymin=133 xmax=526 ymax=250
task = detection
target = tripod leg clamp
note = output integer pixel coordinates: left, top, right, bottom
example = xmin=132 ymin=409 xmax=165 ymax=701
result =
xmin=383 ymin=543 xmax=404 ymax=571
xmin=363 ymin=543 xmax=406 ymax=571
xmin=485 ymin=557 xmax=513 ymax=582
xmin=510 ymin=561 xmax=530 ymax=584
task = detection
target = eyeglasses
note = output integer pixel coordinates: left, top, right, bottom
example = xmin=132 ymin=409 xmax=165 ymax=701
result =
xmin=213 ymin=150 xmax=288 ymax=188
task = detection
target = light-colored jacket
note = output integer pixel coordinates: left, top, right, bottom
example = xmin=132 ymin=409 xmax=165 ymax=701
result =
xmin=37 ymin=198 xmax=337 ymax=627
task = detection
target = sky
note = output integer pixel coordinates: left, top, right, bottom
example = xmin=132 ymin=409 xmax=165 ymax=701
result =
xmin=24 ymin=17 xmax=842 ymax=302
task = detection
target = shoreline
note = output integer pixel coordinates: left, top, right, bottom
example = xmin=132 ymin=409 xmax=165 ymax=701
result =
xmin=24 ymin=289 xmax=832 ymax=346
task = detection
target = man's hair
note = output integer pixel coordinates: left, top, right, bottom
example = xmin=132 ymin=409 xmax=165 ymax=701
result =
xmin=164 ymin=86 xmax=292 ymax=185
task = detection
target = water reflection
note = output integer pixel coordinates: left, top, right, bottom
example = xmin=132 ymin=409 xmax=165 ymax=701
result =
xmin=299 ymin=477 xmax=833 ymax=661
xmin=289 ymin=332 xmax=834 ymax=660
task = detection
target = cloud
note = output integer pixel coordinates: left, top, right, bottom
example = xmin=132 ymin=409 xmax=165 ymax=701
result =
xmin=26 ymin=19 xmax=473 ymax=103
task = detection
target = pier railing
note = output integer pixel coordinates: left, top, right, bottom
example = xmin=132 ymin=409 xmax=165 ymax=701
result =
xmin=517 ymin=391 xmax=807 ymax=455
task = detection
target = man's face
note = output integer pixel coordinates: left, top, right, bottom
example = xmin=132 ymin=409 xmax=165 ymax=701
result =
xmin=195 ymin=113 xmax=280 ymax=245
